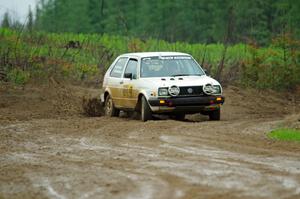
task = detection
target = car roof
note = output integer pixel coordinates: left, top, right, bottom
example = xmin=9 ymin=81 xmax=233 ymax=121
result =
xmin=121 ymin=52 xmax=190 ymax=58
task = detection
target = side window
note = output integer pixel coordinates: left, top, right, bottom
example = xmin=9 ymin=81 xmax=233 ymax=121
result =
xmin=110 ymin=57 xmax=128 ymax=78
xmin=124 ymin=59 xmax=138 ymax=79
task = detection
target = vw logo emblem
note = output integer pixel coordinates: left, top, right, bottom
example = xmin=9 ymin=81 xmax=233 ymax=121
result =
xmin=168 ymin=85 xmax=180 ymax=96
xmin=187 ymin=88 xmax=193 ymax=94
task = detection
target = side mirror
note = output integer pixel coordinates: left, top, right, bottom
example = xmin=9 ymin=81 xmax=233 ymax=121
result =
xmin=124 ymin=73 xmax=133 ymax=79
xmin=204 ymin=69 xmax=210 ymax=76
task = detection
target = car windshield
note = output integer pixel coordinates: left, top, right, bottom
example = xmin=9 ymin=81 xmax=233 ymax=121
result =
xmin=140 ymin=56 xmax=205 ymax=78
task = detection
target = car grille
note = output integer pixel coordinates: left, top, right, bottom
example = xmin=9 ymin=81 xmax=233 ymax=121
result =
xmin=179 ymin=86 xmax=204 ymax=96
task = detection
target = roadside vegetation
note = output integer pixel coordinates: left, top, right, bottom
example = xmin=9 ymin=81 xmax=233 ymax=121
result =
xmin=0 ymin=28 xmax=299 ymax=91
xmin=1 ymin=0 xmax=300 ymax=91
xmin=269 ymin=129 xmax=300 ymax=142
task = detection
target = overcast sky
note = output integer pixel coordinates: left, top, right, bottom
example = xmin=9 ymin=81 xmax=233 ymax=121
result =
xmin=0 ymin=0 xmax=38 ymax=23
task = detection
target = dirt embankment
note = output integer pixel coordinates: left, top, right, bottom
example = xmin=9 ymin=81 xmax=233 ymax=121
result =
xmin=0 ymin=82 xmax=99 ymax=123
xmin=0 ymin=82 xmax=298 ymax=122
xmin=0 ymin=83 xmax=300 ymax=199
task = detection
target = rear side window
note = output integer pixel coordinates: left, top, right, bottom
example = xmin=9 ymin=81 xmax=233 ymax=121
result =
xmin=124 ymin=59 xmax=138 ymax=79
xmin=110 ymin=57 xmax=128 ymax=78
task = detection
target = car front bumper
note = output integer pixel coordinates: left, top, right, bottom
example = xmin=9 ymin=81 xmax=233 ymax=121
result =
xmin=148 ymin=96 xmax=225 ymax=114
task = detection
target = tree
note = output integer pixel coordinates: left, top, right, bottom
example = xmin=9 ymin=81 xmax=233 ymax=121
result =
xmin=34 ymin=0 xmax=300 ymax=44
xmin=27 ymin=6 xmax=34 ymax=31
xmin=1 ymin=12 xmax=11 ymax=28
xmin=88 ymin=0 xmax=105 ymax=33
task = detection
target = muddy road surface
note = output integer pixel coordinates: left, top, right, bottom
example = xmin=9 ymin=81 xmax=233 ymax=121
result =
xmin=0 ymin=84 xmax=300 ymax=199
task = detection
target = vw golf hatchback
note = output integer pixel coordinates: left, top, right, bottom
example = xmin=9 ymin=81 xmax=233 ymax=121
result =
xmin=101 ymin=52 xmax=225 ymax=121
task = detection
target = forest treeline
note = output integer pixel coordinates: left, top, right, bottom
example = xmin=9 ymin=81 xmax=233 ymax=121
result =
xmin=36 ymin=0 xmax=300 ymax=45
xmin=2 ymin=0 xmax=299 ymax=45
xmin=0 ymin=1 xmax=299 ymax=90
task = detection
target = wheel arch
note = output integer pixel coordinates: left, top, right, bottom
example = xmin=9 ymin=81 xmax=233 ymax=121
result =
xmin=104 ymin=91 xmax=110 ymax=101
xmin=103 ymin=88 xmax=113 ymax=101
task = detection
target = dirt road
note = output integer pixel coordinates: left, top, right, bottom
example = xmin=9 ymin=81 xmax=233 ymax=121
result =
xmin=0 ymin=84 xmax=300 ymax=199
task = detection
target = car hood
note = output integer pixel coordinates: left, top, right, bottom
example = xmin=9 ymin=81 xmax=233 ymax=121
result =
xmin=141 ymin=75 xmax=221 ymax=88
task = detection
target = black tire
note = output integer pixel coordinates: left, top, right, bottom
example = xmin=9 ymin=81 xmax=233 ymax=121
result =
xmin=208 ymin=109 xmax=220 ymax=121
xmin=104 ymin=95 xmax=119 ymax=117
xmin=141 ymin=96 xmax=152 ymax=122
xmin=172 ymin=113 xmax=185 ymax=121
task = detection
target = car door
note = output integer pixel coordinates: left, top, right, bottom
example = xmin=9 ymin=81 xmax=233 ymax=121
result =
xmin=121 ymin=58 xmax=139 ymax=109
xmin=108 ymin=57 xmax=128 ymax=107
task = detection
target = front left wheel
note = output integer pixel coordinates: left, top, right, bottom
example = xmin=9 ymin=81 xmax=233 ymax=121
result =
xmin=141 ymin=96 xmax=152 ymax=122
xmin=208 ymin=109 xmax=220 ymax=121
xmin=171 ymin=113 xmax=185 ymax=121
xmin=104 ymin=95 xmax=120 ymax=117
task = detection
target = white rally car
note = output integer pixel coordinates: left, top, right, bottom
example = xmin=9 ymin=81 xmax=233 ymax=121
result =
xmin=101 ymin=52 xmax=225 ymax=121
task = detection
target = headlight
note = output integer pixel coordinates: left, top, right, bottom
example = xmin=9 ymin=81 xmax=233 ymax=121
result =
xmin=203 ymin=84 xmax=221 ymax=95
xmin=158 ymin=87 xmax=168 ymax=96
xmin=168 ymin=85 xmax=180 ymax=96
xmin=213 ymin=85 xmax=221 ymax=94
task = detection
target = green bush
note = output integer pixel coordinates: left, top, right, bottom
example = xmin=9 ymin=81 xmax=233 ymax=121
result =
xmin=7 ymin=68 xmax=30 ymax=85
xmin=241 ymin=34 xmax=300 ymax=90
xmin=75 ymin=64 xmax=99 ymax=80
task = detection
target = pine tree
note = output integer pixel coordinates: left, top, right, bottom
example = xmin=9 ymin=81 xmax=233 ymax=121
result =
xmin=1 ymin=12 xmax=11 ymax=28
xmin=33 ymin=0 xmax=300 ymax=44
xmin=88 ymin=0 xmax=104 ymax=33
xmin=27 ymin=6 xmax=34 ymax=31
xmin=35 ymin=4 xmax=41 ymax=30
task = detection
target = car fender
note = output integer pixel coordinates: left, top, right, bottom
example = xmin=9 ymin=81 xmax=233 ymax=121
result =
xmin=138 ymin=89 xmax=150 ymax=101
xmin=100 ymin=87 xmax=113 ymax=106
xmin=137 ymin=89 xmax=160 ymax=112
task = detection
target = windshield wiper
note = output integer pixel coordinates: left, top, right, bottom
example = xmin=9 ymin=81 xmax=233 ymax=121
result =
xmin=172 ymin=74 xmax=203 ymax=77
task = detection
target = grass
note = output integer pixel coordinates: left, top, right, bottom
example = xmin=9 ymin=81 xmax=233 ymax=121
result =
xmin=0 ymin=28 xmax=299 ymax=89
xmin=268 ymin=129 xmax=300 ymax=142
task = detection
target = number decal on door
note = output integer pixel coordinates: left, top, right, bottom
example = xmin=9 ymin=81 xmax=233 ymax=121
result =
xmin=123 ymin=84 xmax=133 ymax=98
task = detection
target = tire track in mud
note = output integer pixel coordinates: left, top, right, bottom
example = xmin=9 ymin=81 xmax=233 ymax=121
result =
xmin=77 ymin=137 xmax=178 ymax=199
xmin=72 ymin=121 xmax=300 ymax=199
xmin=156 ymin=134 xmax=300 ymax=198
xmin=1 ymin=117 xmax=300 ymax=199
xmin=0 ymin=123 xmax=176 ymax=199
